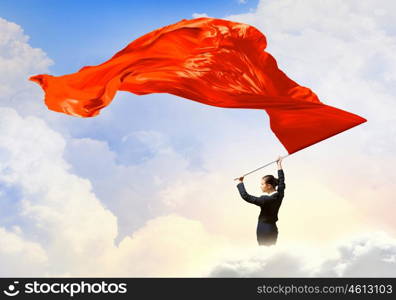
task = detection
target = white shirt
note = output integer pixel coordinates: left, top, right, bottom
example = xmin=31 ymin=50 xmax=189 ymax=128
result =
xmin=263 ymin=190 xmax=278 ymax=196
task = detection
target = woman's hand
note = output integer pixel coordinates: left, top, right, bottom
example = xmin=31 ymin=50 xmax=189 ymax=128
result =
xmin=276 ymin=155 xmax=283 ymax=169
xmin=237 ymin=176 xmax=244 ymax=183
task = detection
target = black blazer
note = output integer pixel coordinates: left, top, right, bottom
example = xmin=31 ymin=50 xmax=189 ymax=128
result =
xmin=236 ymin=169 xmax=285 ymax=223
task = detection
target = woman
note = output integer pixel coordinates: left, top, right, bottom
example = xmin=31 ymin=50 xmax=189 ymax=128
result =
xmin=236 ymin=156 xmax=285 ymax=246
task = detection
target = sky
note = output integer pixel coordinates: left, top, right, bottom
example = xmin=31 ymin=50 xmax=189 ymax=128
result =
xmin=0 ymin=0 xmax=396 ymax=277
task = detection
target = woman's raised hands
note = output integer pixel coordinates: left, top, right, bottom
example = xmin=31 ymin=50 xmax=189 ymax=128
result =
xmin=276 ymin=155 xmax=283 ymax=169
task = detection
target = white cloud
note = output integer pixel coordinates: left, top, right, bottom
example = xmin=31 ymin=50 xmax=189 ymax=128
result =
xmin=63 ymin=131 xmax=195 ymax=244
xmin=101 ymin=214 xmax=232 ymax=277
xmin=0 ymin=107 xmax=118 ymax=276
xmin=192 ymin=13 xmax=210 ymax=18
xmin=0 ymin=17 xmax=53 ymax=117
xmin=0 ymin=106 xmax=232 ymax=277
xmin=0 ymin=227 xmax=48 ymax=276
xmin=207 ymin=231 xmax=396 ymax=277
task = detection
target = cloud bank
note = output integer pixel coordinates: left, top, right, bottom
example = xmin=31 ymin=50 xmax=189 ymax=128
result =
xmin=208 ymin=231 xmax=396 ymax=277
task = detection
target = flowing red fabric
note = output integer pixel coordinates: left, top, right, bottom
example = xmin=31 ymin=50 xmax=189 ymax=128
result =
xmin=29 ymin=17 xmax=366 ymax=154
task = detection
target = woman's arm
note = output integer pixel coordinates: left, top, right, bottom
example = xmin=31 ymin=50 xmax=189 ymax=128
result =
xmin=236 ymin=181 xmax=276 ymax=206
xmin=276 ymin=156 xmax=286 ymax=194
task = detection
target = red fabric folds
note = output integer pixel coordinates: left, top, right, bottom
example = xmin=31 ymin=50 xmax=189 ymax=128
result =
xmin=29 ymin=17 xmax=366 ymax=154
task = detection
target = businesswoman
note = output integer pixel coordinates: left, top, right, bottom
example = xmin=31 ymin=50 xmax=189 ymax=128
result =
xmin=236 ymin=156 xmax=285 ymax=246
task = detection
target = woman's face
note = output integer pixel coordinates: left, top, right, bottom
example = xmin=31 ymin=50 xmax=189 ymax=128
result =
xmin=260 ymin=179 xmax=271 ymax=193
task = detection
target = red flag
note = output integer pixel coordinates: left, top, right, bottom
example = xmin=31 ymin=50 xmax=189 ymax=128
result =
xmin=29 ymin=17 xmax=366 ymax=154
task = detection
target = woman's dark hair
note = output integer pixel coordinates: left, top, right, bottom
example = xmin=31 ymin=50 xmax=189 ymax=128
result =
xmin=262 ymin=175 xmax=279 ymax=189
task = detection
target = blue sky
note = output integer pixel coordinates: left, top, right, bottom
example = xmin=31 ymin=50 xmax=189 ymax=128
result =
xmin=0 ymin=0 xmax=258 ymax=74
